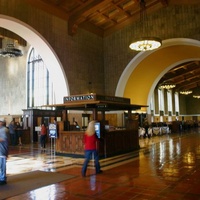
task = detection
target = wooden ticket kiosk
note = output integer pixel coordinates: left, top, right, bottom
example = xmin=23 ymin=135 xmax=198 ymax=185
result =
xmin=49 ymin=94 xmax=147 ymax=158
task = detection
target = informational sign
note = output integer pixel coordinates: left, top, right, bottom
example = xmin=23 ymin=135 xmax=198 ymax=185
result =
xmin=48 ymin=123 xmax=57 ymax=138
xmin=35 ymin=126 xmax=41 ymax=132
xmin=95 ymin=122 xmax=101 ymax=138
xmin=63 ymin=94 xmax=95 ymax=103
xmin=63 ymin=93 xmax=130 ymax=104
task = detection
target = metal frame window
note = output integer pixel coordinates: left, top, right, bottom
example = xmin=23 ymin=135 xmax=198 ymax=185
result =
xmin=27 ymin=48 xmax=54 ymax=108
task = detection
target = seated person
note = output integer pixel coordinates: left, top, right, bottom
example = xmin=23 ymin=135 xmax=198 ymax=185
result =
xmin=71 ymin=121 xmax=80 ymax=130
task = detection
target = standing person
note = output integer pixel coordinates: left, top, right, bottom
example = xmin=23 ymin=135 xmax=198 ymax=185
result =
xmin=8 ymin=120 xmax=16 ymax=146
xmin=40 ymin=123 xmax=47 ymax=149
xmin=143 ymin=118 xmax=149 ymax=139
xmin=81 ymin=120 xmax=102 ymax=177
xmin=16 ymin=122 xmax=22 ymax=146
xmin=0 ymin=118 xmax=8 ymax=185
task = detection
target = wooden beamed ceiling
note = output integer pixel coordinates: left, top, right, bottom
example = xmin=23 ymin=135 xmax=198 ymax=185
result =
xmin=157 ymin=61 xmax=200 ymax=91
xmin=26 ymin=0 xmax=200 ymax=37
xmin=26 ymin=0 xmax=170 ymax=37
xmin=24 ymin=0 xmax=200 ymax=92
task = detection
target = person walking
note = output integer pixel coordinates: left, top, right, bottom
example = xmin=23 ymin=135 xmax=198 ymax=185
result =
xmin=40 ymin=123 xmax=47 ymax=149
xmin=0 ymin=118 xmax=8 ymax=185
xmin=8 ymin=120 xmax=16 ymax=146
xmin=81 ymin=120 xmax=102 ymax=177
xmin=16 ymin=122 xmax=22 ymax=146
xmin=143 ymin=118 xmax=149 ymax=138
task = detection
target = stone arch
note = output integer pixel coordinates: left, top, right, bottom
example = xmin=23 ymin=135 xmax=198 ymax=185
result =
xmin=0 ymin=14 xmax=69 ymax=103
xmin=116 ymin=38 xmax=200 ymax=111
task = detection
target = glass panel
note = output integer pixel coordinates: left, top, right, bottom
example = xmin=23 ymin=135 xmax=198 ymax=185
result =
xmin=27 ymin=48 xmax=55 ymax=108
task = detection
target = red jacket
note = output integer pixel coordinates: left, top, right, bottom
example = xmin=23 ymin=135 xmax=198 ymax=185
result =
xmin=41 ymin=126 xmax=47 ymax=135
xmin=83 ymin=133 xmax=98 ymax=150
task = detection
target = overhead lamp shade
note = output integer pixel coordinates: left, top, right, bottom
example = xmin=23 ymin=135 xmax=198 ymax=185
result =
xmin=192 ymin=85 xmax=200 ymax=98
xmin=129 ymin=37 xmax=162 ymax=51
xmin=0 ymin=43 xmax=23 ymax=57
xmin=180 ymin=90 xmax=192 ymax=95
xmin=193 ymin=94 xmax=200 ymax=99
xmin=129 ymin=0 xmax=162 ymax=51
xmin=159 ymin=81 xmax=176 ymax=90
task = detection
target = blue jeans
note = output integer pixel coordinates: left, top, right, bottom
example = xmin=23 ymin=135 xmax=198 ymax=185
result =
xmin=0 ymin=157 xmax=6 ymax=181
xmin=82 ymin=150 xmax=101 ymax=175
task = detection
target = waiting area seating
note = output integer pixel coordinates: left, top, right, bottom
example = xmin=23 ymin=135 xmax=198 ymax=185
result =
xmin=138 ymin=120 xmax=200 ymax=137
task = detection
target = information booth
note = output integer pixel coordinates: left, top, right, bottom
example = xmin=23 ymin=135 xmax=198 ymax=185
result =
xmin=49 ymin=94 xmax=147 ymax=158
xmin=22 ymin=109 xmax=62 ymax=143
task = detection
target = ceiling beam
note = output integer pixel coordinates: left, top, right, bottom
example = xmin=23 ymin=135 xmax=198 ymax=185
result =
xmin=104 ymin=0 xmax=163 ymax=36
xmin=68 ymin=0 xmax=109 ymax=36
xmin=176 ymin=79 xmax=200 ymax=90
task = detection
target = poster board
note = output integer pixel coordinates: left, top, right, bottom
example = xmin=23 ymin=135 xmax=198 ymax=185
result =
xmin=48 ymin=123 xmax=58 ymax=138
xmin=35 ymin=126 xmax=41 ymax=132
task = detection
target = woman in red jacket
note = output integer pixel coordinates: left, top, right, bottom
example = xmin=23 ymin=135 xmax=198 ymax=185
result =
xmin=81 ymin=120 xmax=102 ymax=177
xmin=40 ymin=123 xmax=47 ymax=149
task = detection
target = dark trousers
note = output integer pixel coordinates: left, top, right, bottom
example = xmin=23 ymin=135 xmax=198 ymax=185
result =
xmin=40 ymin=135 xmax=46 ymax=148
xmin=10 ymin=134 xmax=16 ymax=146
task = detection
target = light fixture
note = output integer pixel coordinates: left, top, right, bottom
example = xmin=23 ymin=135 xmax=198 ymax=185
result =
xmin=159 ymin=81 xmax=176 ymax=90
xmin=180 ymin=90 xmax=192 ymax=95
xmin=129 ymin=37 xmax=162 ymax=51
xmin=193 ymin=84 xmax=200 ymax=99
xmin=0 ymin=43 xmax=23 ymax=57
xmin=179 ymin=77 xmax=192 ymax=95
xmin=129 ymin=0 xmax=162 ymax=51
xmin=180 ymin=89 xmax=192 ymax=95
xmin=193 ymin=94 xmax=200 ymax=99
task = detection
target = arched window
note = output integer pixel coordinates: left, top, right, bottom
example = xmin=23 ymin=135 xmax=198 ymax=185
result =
xmin=27 ymin=48 xmax=54 ymax=108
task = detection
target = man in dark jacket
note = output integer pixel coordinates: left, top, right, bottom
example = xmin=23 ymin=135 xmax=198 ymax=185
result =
xmin=0 ymin=118 xmax=8 ymax=185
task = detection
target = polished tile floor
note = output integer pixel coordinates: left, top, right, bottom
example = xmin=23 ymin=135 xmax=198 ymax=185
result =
xmin=3 ymin=128 xmax=200 ymax=199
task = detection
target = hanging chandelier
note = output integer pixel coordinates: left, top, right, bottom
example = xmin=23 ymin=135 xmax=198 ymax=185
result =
xmin=193 ymin=94 xmax=200 ymax=99
xmin=193 ymin=84 xmax=200 ymax=99
xmin=0 ymin=43 xmax=23 ymax=57
xmin=129 ymin=37 xmax=162 ymax=51
xmin=159 ymin=81 xmax=176 ymax=90
xmin=129 ymin=0 xmax=162 ymax=51
xmin=180 ymin=89 xmax=192 ymax=95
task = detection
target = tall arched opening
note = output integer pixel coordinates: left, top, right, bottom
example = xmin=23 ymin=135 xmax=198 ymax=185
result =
xmin=116 ymin=38 xmax=200 ymax=113
xmin=0 ymin=14 xmax=69 ymax=103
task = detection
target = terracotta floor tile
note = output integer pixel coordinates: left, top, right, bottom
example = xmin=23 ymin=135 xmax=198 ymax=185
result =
xmin=3 ymin=129 xmax=200 ymax=199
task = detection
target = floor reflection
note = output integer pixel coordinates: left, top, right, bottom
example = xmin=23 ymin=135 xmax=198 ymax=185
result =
xmin=4 ymin=129 xmax=200 ymax=199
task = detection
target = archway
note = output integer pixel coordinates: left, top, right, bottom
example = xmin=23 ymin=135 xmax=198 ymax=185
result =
xmin=116 ymin=38 xmax=200 ymax=111
xmin=0 ymin=14 xmax=69 ymax=103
